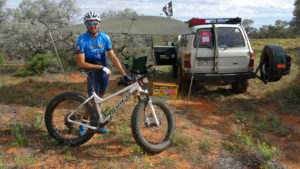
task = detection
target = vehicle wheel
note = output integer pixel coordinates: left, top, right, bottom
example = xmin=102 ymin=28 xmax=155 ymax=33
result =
xmin=260 ymin=45 xmax=287 ymax=82
xmin=232 ymin=79 xmax=248 ymax=93
xmin=131 ymin=97 xmax=176 ymax=154
xmin=45 ymin=92 xmax=98 ymax=146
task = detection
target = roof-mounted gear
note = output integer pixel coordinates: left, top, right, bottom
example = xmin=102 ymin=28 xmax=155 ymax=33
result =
xmin=187 ymin=17 xmax=242 ymax=27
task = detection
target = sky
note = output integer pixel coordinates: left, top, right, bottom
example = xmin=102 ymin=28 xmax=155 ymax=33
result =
xmin=4 ymin=0 xmax=295 ymax=28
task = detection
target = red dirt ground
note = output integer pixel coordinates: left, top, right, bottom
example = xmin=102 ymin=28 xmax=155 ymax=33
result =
xmin=0 ymin=73 xmax=299 ymax=169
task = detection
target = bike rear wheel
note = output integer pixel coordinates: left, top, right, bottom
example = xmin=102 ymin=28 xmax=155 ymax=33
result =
xmin=131 ymin=97 xmax=176 ymax=154
xmin=45 ymin=92 xmax=98 ymax=146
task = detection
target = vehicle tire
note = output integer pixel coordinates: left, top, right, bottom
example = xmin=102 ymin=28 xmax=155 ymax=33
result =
xmin=45 ymin=92 xmax=98 ymax=146
xmin=232 ymin=79 xmax=248 ymax=93
xmin=260 ymin=45 xmax=287 ymax=82
xmin=131 ymin=97 xmax=176 ymax=154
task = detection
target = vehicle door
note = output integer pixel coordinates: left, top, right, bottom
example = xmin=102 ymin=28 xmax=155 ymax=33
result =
xmin=191 ymin=26 xmax=215 ymax=73
xmin=216 ymin=25 xmax=250 ymax=73
xmin=178 ymin=34 xmax=190 ymax=68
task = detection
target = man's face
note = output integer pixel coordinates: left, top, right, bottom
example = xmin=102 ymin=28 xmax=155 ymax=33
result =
xmin=86 ymin=20 xmax=100 ymax=34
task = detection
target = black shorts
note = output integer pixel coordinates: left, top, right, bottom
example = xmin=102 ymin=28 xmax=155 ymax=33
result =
xmin=87 ymin=70 xmax=109 ymax=96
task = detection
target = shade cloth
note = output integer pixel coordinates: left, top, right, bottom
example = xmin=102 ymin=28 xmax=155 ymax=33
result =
xmin=67 ymin=15 xmax=193 ymax=35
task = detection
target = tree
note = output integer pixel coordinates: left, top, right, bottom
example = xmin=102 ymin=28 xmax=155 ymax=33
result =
xmin=291 ymin=0 xmax=300 ymax=34
xmin=2 ymin=0 xmax=80 ymax=67
xmin=0 ymin=0 xmax=7 ymax=63
xmin=0 ymin=0 xmax=5 ymax=23
xmin=256 ymin=19 xmax=292 ymax=39
xmin=242 ymin=19 xmax=256 ymax=35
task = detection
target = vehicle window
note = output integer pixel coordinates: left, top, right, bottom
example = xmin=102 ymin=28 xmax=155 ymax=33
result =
xmin=193 ymin=28 xmax=214 ymax=48
xmin=217 ymin=27 xmax=245 ymax=48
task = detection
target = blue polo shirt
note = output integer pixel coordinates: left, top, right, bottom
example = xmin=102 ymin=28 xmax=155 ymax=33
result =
xmin=76 ymin=31 xmax=112 ymax=67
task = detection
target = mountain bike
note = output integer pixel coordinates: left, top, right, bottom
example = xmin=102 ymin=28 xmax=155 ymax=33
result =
xmin=44 ymin=68 xmax=176 ymax=154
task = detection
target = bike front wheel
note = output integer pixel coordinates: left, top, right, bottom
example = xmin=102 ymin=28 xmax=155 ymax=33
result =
xmin=131 ymin=97 xmax=176 ymax=154
xmin=45 ymin=92 xmax=98 ymax=146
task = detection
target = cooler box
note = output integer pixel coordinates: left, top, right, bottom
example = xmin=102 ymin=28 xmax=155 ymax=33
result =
xmin=152 ymin=82 xmax=178 ymax=100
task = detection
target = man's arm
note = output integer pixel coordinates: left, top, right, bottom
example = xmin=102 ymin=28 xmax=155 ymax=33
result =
xmin=77 ymin=53 xmax=103 ymax=70
xmin=108 ymin=50 xmax=126 ymax=76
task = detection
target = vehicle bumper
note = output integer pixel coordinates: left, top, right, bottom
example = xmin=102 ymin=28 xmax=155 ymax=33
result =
xmin=183 ymin=72 xmax=254 ymax=84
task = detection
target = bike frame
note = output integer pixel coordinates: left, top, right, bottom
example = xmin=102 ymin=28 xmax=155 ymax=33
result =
xmin=66 ymin=80 xmax=160 ymax=130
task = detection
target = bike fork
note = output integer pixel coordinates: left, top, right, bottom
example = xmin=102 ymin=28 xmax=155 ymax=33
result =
xmin=145 ymin=98 xmax=160 ymax=126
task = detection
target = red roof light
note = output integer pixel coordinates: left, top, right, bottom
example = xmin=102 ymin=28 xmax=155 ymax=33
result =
xmin=187 ymin=17 xmax=242 ymax=27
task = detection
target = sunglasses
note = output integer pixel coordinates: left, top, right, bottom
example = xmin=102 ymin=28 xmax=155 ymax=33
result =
xmin=86 ymin=21 xmax=99 ymax=27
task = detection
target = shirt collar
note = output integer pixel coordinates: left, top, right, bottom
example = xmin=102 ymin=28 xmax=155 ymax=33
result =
xmin=86 ymin=30 xmax=101 ymax=38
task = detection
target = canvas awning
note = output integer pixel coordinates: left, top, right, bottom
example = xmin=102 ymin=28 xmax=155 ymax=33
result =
xmin=67 ymin=15 xmax=193 ymax=35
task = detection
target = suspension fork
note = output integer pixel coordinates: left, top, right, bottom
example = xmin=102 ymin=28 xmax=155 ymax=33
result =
xmin=144 ymin=95 xmax=160 ymax=126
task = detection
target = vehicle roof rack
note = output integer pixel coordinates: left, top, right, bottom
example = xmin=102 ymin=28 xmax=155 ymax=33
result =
xmin=187 ymin=17 xmax=242 ymax=27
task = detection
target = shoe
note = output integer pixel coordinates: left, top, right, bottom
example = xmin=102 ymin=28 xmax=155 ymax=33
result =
xmin=79 ymin=125 xmax=87 ymax=136
xmin=79 ymin=125 xmax=108 ymax=136
xmin=97 ymin=128 xmax=109 ymax=134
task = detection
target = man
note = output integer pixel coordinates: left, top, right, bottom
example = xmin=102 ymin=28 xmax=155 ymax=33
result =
xmin=76 ymin=11 xmax=131 ymax=136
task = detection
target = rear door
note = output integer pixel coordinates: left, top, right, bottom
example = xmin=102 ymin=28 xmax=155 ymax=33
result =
xmin=216 ymin=25 xmax=250 ymax=73
xmin=191 ymin=26 xmax=215 ymax=73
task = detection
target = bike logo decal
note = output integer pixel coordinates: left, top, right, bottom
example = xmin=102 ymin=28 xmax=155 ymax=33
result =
xmin=109 ymin=91 xmax=131 ymax=115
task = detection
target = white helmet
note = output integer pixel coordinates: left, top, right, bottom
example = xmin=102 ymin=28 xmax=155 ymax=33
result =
xmin=83 ymin=11 xmax=101 ymax=23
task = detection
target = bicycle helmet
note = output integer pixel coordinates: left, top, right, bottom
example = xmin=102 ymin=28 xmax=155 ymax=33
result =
xmin=83 ymin=11 xmax=101 ymax=23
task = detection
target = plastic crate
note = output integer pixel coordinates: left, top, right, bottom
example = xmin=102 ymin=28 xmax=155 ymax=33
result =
xmin=152 ymin=82 xmax=178 ymax=100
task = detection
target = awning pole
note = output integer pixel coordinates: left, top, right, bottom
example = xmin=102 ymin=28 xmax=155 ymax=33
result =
xmin=213 ymin=24 xmax=219 ymax=72
xmin=187 ymin=36 xmax=201 ymax=105
xmin=150 ymin=36 xmax=156 ymax=65
xmin=48 ymin=30 xmax=70 ymax=90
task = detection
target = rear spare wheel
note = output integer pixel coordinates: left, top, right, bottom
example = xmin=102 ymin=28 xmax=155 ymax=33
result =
xmin=260 ymin=45 xmax=290 ymax=82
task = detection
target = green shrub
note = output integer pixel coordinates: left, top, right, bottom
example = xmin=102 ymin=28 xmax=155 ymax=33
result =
xmin=221 ymin=141 xmax=240 ymax=154
xmin=287 ymin=83 xmax=300 ymax=104
xmin=24 ymin=52 xmax=54 ymax=76
xmin=235 ymin=132 xmax=255 ymax=148
xmin=0 ymin=53 xmax=5 ymax=66
xmin=12 ymin=122 xmax=28 ymax=146
xmin=257 ymin=141 xmax=278 ymax=161
xmin=47 ymin=48 xmax=77 ymax=73
xmin=32 ymin=114 xmax=44 ymax=129
xmin=173 ymin=133 xmax=193 ymax=149
xmin=199 ymin=139 xmax=213 ymax=152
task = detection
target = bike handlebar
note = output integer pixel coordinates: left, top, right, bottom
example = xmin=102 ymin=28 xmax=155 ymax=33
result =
xmin=80 ymin=68 xmax=163 ymax=86
xmin=134 ymin=68 xmax=163 ymax=81
xmin=117 ymin=68 xmax=163 ymax=87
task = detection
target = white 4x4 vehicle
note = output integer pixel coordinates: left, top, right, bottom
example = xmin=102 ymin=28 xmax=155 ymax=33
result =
xmin=177 ymin=18 xmax=254 ymax=93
